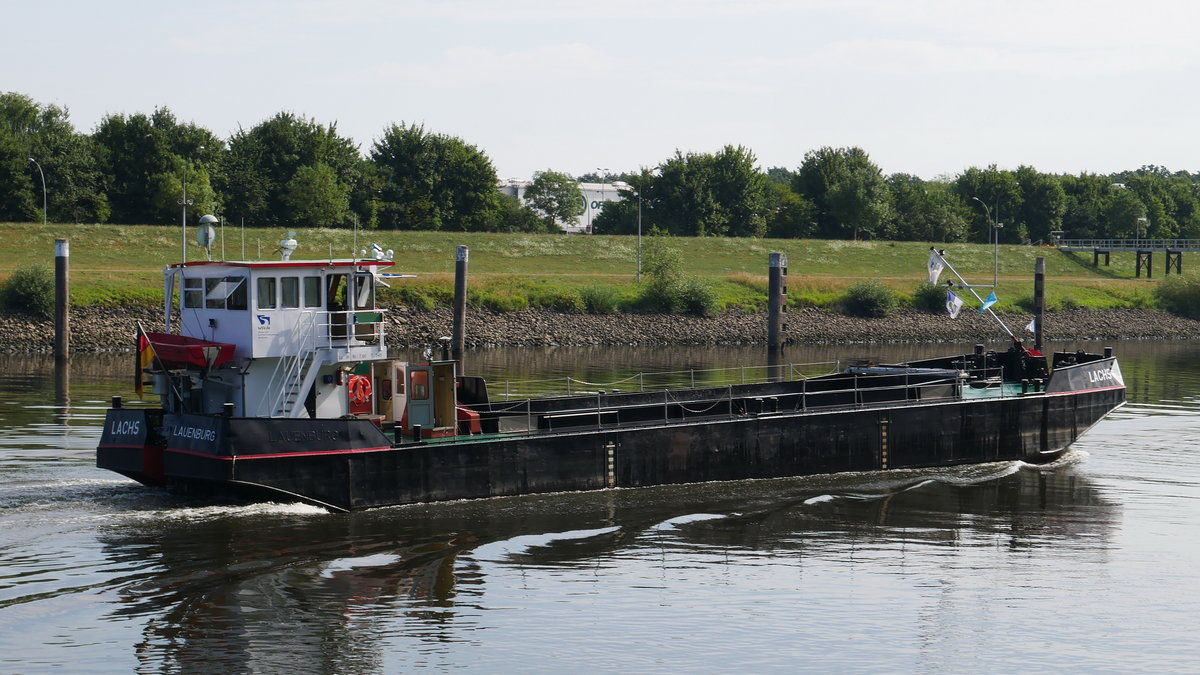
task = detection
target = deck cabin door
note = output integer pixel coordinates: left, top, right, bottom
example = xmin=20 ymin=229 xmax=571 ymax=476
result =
xmin=407 ymin=366 xmax=434 ymax=430
xmin=327 ymin=274 xmax=348 ymax=339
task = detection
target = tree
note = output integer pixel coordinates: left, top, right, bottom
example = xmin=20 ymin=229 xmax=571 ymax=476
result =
xmin=712 ymin=145 xmax=771 ymax=237
xmin=649 ymin=146 xmax=771 ymax=237
xmin=884 ymin=174 xmax=970 ymax=242
xmin=765 ymin=183 xmax=816 ymax=238
xmin=221 ymin=112 xmax=360 ymax=228
xmin=283 ymin=163 xmax=350 ymax=226
xmin=0 ymin=92 xmax=108 ymax=223
xmin=794 ymin=146 xmax=891 ymax=239
xmin=484 ymin=194 xmax=553 ymax=233
xmin=524 ymin=170 xmax=584 ymax=231
xmin=370 ymin=122 xmax=498 ymax=231
xmin=0 ymin=126 xmax=36 ymax=221
xmin=593 ymin=168 xmax=652 ymax=236
xmin=951 ymin=165 xmax=1022 ymax=243
xmin=93 ymin=107 xmax=223 ymax=224
xmin=1013 ymin=166 xmax=1066 ymax=244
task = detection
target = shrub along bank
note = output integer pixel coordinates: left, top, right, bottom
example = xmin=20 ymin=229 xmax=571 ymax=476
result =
xmin=4 ymin=303 xmax=1200 ymax=354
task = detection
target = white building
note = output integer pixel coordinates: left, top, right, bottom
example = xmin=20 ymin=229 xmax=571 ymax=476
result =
xmin=498 ymin=179 xmax=626 ymax=234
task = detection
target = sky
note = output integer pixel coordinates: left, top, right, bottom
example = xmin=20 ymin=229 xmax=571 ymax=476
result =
xmin=5 ymin=0 xmax=1200 ymax=181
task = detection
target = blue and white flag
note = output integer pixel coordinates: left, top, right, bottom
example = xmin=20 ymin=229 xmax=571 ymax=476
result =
xmin=979 ymin=291 xmax=997 ymax=314
xmin=927 ymin=249 xmax=945 ymax=285
xmin=946 ymin=290 xmax=964 ymax=319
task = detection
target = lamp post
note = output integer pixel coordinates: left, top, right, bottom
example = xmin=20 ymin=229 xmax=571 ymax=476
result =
xmin=179 ymin=174 xmax=192 ymax=263
xmin=636 ymin=184 xmax=642 ymax=283
xmin=612 ymin=180 xmax=642 ymax=281
xmin=971 ymin=196 xmax=1002 ymax=288
xmin=27 ymin=158 xmax=46 ymax=225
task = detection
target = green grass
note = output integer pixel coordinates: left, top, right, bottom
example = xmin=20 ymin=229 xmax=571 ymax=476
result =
xmin=0 ymin=222 xmax=1180 ymax=314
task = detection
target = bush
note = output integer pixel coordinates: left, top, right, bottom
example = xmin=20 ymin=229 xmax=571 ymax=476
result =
xmin=4 ymin=265 xmax=54 ymax=319
xmin=390 ymin=286 xmax=436 ymax=311
xmin=679 ymin=277 xmax=718 ymax=317
xmin=470 ymin=290 xmax=528 ymax=313
xmin=841 ymin=280 xmax=896 ymax=318
xmin=581 ymin=286 xmax=620 ymax=314
xmin=1151 ymin=277 xmax=1193 ymax=316
xmin=912 ymin=282 xmax=946 ymax=313
xmin=530 ymin=288 xmax=585 ymax=314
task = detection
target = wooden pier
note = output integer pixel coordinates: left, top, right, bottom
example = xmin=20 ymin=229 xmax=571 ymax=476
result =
xmin=1057 ymin=238 xmax=1200 ymax=278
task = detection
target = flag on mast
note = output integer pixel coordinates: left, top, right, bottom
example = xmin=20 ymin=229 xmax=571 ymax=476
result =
xmin=927 ymin=249 xmax=945 ymax=285
xmin=946 ymin=290 xmax=964 ymax=319
xmin=979 ymin=291 xmax=998 ymax=314
xmin=134 ymin=321 xmax=155 ymax=398
xmin=1025 ymin=317 xmax=1037 ymax=333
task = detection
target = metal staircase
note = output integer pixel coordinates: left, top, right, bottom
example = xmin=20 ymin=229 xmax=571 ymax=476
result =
xmin=257 ymin=310 xmax=326 ymax=418
xmin=270 ymin=348 xmax=325 ymax=417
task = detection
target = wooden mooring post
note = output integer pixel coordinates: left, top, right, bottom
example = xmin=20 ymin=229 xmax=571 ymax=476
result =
xmin=54 ymin=239 xmax=69 ymax=361
xmin=452 ymin=245 xmax=468 ymax=362
xmin=768 ymin=252 xmax=788 ymax=352
xmin=1034 ymin=257 xmax=1044 ymax=351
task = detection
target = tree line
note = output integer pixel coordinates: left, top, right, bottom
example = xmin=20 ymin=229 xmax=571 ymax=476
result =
xmin=2 ymin=91 xmax=1196 ymax=243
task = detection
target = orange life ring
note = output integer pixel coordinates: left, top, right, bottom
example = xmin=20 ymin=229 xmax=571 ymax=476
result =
xmin=348 ymin=374 xmax=372 ymax=405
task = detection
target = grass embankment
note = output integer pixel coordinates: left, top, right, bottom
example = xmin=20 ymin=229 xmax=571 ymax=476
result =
xmin=0 ymin=222 xmax=1166 ymax=313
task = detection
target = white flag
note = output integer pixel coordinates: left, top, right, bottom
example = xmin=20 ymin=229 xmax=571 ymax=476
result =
xmin=927 ymin=250 xmax=945 ymax=285
xmin=1025 ymin=317 xmax=1037 ymax=333
xmin=946 ymin=290 xmax=964 ymax=319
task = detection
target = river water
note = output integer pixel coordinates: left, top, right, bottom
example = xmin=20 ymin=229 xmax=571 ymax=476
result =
xmin=1 ymin=341 xmax=1197 ymax=673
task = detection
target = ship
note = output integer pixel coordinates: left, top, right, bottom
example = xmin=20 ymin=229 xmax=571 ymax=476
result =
xmin=97 ymin=244 xmax=1126 ymax=512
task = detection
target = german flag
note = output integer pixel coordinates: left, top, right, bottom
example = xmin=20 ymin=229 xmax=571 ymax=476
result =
xmin=135 ymin=321 xmax=155 ymax=398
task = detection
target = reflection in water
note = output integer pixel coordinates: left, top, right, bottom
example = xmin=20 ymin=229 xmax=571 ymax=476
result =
xmin=96 ymin=461 xmax=1115 ymax=673
xmin=2 ymin=342 xmax=1199 ymax=672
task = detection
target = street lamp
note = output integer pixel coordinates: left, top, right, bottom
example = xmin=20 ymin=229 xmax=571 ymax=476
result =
xmin=179 ymin=174 xmax=193 ymax=263
xmin=612 ymin=180 xmax=641 ymax=281
xmin=971 ymin=196 xmax=1002 ymax=288
xmin=27 ymin=158 xmax=46 ymax=225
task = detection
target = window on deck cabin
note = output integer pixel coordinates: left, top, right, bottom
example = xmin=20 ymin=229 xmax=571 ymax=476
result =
xmin=183 ymin=278 xmax=202 ymax=308
xmin=204 ymin=276 xmax=247 ymax=310
xmin=256 ymin=277 xmax=277 ymax=309
xmin=281 ymin=277 xmax=300 ymax=309
xmin=303 ymin=277 xmax=321 ymax=308
xmin=354 ymin=273 xmax=375 ymax=309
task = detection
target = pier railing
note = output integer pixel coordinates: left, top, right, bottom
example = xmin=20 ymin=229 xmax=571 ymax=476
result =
xmin=1058 ymin=238 xmax=1200 ymax=252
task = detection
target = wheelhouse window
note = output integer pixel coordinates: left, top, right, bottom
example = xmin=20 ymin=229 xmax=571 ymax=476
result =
xmin=183 ymin=277 xmax=203 ymax=308
xmin=204 ymin=276 xmax=247 ymax=310
xmin=281 ymin=277 xmax=300 ymax=309
xmin=303 ymin=277 xmax=321 ymax=308
xmin=256 ymin=277 xmax=277 ymax=309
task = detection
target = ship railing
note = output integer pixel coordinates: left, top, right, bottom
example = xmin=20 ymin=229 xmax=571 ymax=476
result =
xmin=487 ymin=365 xmax=1020 ymax=435
xmin=492 ymin=361 xmax=841 ymax=401
xmin=311 ymin=308 xmax=387 ymax=350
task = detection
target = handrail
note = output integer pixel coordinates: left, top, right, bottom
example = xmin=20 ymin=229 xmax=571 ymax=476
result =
xmin=313 ymin=308 xmax=387 ymax=350
xmin=259 ymin=310 xmax=319 ymax=416
xmin=526 ymin=375 xmax=1000 ymax=433
xmin=495 ymin=361 xmax=840 ymax=400
xmin=482 ymin=364 xmax=1024 ymax=434
xmin=1058 ymin=237 xmax=1200 ymax=251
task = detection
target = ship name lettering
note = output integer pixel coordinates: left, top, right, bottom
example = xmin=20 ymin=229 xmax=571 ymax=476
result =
xmin=270 ymin=429 xmax=342 ymax=443
xmin=109 ymin=419 xmax=140 ymax=436
xmin=170 ymin=425 xmax=217 ymax=442
xmin=1088 ymin=368 xmax=1114 ymax=384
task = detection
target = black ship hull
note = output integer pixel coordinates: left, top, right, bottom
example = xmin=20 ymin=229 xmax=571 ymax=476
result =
xmin=98 ymin=356 xmax=1124 ymax=512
